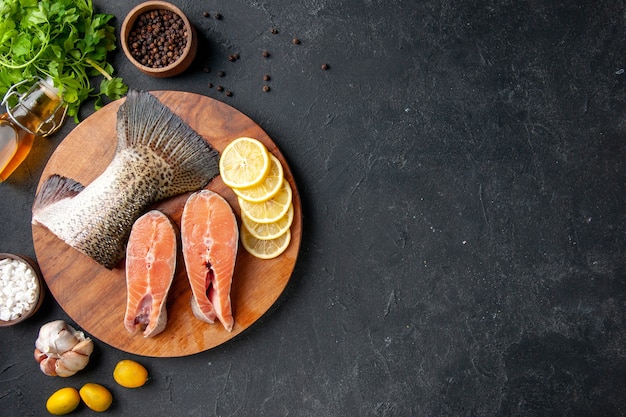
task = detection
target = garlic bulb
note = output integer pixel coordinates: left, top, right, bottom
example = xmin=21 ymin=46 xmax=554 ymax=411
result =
xmin=34 ymin=320 xmax=94 ymax=377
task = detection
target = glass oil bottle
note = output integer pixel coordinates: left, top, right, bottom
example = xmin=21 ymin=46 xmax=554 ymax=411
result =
xmin=0 ymin=77 xmax=66 ymax=181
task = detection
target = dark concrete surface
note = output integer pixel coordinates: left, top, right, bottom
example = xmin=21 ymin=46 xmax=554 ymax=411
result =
xmin=1 ymin=0 xmax=625 ymax=415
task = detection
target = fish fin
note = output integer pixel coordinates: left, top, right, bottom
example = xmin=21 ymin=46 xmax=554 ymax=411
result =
xmin=116 ymin=90 xmax=220 ymax=196
xmin=32 ymin=175 xmax=85 ymax=217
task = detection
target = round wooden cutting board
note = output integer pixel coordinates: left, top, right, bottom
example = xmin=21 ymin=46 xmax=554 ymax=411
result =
xmin=32 ymin=91 xmax=302 ymax=357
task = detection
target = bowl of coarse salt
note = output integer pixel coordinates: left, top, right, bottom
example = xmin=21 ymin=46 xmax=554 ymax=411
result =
xmin=0 ymin=253 xmax=44 ymax=326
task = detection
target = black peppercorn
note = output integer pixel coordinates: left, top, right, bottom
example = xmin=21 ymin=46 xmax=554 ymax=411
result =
xmin=216 ymin=85 xmax=224 ymax=92
xmin=218 ymin=71 xmax=225 ymax=77
xmin=214 ymin=13 xmax=222 ymax=20
xmin=292 ymin=38 xmax=300 ymax=44
xmin=225 ymin=90 xmax=232 ymax=97
xmin=203 ymin=11 xmax=210 ymax=17
xmin=321 ymin=63 xmax=329 ymax=70
xmin=263 ymin=85 xmax=270 ymax=92
xmin=262 ymin=50 xmax=270 ymax=58
xmin=263 ymin=74 xmax=271 ymax=81
xmin=270 ymin=28 xmax=278 ymax=34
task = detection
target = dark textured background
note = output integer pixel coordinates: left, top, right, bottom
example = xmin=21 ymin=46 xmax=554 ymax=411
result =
xmin=1 ymin=0 xmax=625 ymax=415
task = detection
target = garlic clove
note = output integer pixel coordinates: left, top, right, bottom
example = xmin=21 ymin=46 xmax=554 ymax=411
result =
xmin=34 ymin=348 xmax=46 ymax=363
xmin=53 ymin=327 xmax=81 ymax=353
xmin=55 ymin=350 xmax=90 ymax=377
xmin=39 ymin=357 xmax=58 ymax=377
xmin=71 ymin=338 xmax=94 ymax=356
xmin=54 ymin=363 xmax=78 ymax=377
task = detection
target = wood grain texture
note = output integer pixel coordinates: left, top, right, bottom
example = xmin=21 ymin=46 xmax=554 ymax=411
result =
xmin=32 ymin=91 xmax=302 ymax=357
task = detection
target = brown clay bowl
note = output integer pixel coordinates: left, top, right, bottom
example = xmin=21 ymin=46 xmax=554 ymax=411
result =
xmin=121 ymin=1 xmax=198 ymax=78
xmin=0 ymin=253 xmax=44 ymax=326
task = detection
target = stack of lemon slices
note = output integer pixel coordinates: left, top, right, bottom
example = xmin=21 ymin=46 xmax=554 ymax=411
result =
xmin=219 ymin=137 xmax=294 ymax=259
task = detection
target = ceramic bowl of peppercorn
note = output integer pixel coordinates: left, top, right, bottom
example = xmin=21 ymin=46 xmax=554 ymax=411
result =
xmin=121 ymin=1 xmax=198 ymax=78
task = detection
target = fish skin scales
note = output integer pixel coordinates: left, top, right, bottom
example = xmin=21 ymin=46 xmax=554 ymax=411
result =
xmin=32 ymin=91 xmax=220 ymax=269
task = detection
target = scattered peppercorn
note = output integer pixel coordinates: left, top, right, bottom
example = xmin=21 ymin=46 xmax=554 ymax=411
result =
xmin=228 ymin=55 xmax=236 ymax=61
xmin=217 ymin=71 xmax=225 ymax=77
xmin=262 ymin=50 xmax=270 ymax=58
xmin=203 ymin=11 xmax=210 ymax=18
xmin=292 ymin=38 xmax=301 ymax=44
xmin=127 ymin=9 xmax=188 ymax=69
xmin=214 ymin=13 xmax=222 ymax=20
xmin=203 ymin=66 xmax=211 ymax=73
xmin=233 ymin=53 xmax=240 ymax=60
xmin=263 ymin=74 xmax=271 ymax=81
xmin=225 ymin=90 xmax=233 ymax=97
xmin=216 ymin=85 xmax=224 ymax=92
xmin=270 ymin=28 xmax=278 ymax=34
xmin=208 ymin=82 xmax=213 ymax=88
xmin=263 ymin=85 xmax=270 ymax=92
xmin=321 ymin=63 xmax=329 ymax=70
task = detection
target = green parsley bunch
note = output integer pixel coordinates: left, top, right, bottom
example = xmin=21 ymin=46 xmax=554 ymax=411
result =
xmin=0 ymin=0 xmax=128 ymax=122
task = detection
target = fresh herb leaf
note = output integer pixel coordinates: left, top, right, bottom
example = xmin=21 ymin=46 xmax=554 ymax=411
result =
xmin=0 ymin=0 xmax=128 ymax=122
xmin=96 ymin=77 xmax=126 ymax=110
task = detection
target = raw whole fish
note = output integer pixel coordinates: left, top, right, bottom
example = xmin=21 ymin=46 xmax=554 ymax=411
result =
xmin=31 ymin=90 xmax=219 ymax=269
xmin=181 ymin=190 xmax=238 ymax=331
xmin=124 ymin=210 xmax=177 ymax=338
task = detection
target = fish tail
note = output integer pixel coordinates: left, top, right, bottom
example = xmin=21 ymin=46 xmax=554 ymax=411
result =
xmin=117 ymin=90 xmax=220 ymax=195
xmin=32 ymin=175 xmax=84 ymax=219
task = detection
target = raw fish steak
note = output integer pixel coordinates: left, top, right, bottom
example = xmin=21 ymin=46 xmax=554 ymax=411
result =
xmin=181 ymin=190 xmax=238 ymax=331
xmin=124 ymin=210 xmax=177 ymax=338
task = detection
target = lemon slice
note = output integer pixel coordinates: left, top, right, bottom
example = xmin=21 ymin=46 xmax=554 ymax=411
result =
xmin=238 ymin=180 xmax=292 ymax=223
xmin=233 ymin=154 xmax=284 ymax=203
xmin=242 ymin=203 xmax=293 ymax=240
xmin=241 ymin=226 xmax=291 ymax=259
xmin=219 ymin=137 xmax=271 ymax=189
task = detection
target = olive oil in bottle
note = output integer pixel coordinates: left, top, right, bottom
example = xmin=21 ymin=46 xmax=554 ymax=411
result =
xmin=0 ymin=117 xmax=19 ymax=173
xmin=0 ymin=116 xmax=34 ymax=181
xmin=0 ymin=78 xmax=66 ymax=181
